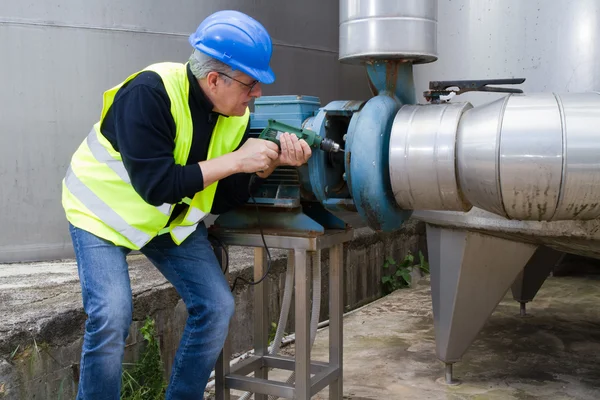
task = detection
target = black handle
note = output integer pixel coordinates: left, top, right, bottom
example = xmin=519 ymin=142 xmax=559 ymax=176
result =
xmin=424 ymin=78 xmax=526 ymax=103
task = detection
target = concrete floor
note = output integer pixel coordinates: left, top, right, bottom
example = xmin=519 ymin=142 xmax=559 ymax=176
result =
xmin=221 ymin=274 xmax=600 ymax=400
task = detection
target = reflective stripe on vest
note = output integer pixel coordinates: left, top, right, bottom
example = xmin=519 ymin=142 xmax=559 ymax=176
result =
xmin=64 ymin=166 xmax=151 ymax=248
xmin=172 ymin=207 xmax=207 ymax=237
xmin=171 ymin=223 xmax=199 ymax=243
xmin=186 ymin=206 xmax=206 ymax=223
xmin=158 ymin=205 xmax=207 ymax=237
xmin=85 ymin=128 xmax=173 ymax=216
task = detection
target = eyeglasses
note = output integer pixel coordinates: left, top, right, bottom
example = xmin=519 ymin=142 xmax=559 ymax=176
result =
xmin=218 ymin=72 xmax=259 ymax=94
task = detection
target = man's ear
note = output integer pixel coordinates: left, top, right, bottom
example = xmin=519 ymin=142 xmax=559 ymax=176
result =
xmin=205 ymin=71 xmax=220 ymax=92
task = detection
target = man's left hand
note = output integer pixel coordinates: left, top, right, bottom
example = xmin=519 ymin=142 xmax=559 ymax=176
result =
xmin=278 ymin=132 xmax=312 ymax=167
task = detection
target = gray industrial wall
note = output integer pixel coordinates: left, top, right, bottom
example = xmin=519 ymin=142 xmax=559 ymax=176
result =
xmin=0 ymin=1 xmax=372 ymax=263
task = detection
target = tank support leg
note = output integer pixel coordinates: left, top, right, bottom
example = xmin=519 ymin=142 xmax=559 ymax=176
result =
xmin=511 ymin=246 xmax=564 ymax=317
xmin=426 ymin=225 xmax=537 ymax=383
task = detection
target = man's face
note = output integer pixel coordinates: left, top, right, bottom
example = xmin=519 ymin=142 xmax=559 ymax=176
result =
xmin=209 ymin=71 xmax=262 ymax=117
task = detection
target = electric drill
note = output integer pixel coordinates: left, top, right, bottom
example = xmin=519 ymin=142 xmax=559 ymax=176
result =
xmin=258 ymin=119 xmax=344 ymax=153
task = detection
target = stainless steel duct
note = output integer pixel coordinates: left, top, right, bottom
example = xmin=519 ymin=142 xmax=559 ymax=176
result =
xmin=339 ymin=0 xmax=438 ymax=64
xmin=389 ymin=102 xmax=473 ymax=212
xmin=389 ymin=92 xmax=600 ymax=221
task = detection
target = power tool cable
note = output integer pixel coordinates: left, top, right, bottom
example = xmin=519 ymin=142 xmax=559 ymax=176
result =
xmin=229 ymin=173 xmax=273 ymax=292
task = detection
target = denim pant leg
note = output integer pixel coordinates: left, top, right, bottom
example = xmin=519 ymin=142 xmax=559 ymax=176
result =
xmin=69 ymin=224 xmax=133 ymax=400
xmin=141 ymin=223 xmax=235 ymax=400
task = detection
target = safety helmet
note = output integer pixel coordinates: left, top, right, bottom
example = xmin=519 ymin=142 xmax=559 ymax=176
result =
xmin=189 ymin=10 xmax=275 ymax=84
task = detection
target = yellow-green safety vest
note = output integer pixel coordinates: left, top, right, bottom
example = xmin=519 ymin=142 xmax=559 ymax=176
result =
xmin=61 ymin=62 xmax=248 ymax=249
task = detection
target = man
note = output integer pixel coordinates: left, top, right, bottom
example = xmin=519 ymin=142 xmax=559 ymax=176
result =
xmin=61 ymin=9 xmax=312 ymax=399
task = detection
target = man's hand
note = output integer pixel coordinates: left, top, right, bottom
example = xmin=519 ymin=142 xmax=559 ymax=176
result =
xmin=249 ymin=133 xmax=313 ymax=179
xmin=278 ymin=132 xmax=312 ymax=167
xmin=235 ymin=138 xmax=280 ymax=173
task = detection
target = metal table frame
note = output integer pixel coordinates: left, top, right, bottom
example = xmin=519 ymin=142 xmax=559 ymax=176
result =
xmin=213 ymin=229 xmax=353 ymax=400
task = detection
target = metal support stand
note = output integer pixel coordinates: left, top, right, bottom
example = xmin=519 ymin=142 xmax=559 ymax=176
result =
xmin=519 ymin=302 xmax=528 ymax=317
xmin=511 ymin=246 xmax=564 ymax=318
xmin=215 ymin=244 xmax=232 ymax=399
xmin=426 ymin=225 xmax=538 ymax=385
xmin=443 ymin=363 xmax=460 ymax=386
xmin=213 ymin=229 xmax=352 ymax=400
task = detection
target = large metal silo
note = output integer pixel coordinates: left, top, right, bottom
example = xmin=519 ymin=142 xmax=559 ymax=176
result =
xmin=413 ymin=0 xmax=600 ymax=105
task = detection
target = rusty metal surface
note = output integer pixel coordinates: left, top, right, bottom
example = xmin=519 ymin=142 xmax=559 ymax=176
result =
xmin=456 ymin=92 xmax=600 ymax=221
xmin=345 ymin=94 xmax=412 ymax=232
xmin=365 ymin=60 xmax=416 ymax=104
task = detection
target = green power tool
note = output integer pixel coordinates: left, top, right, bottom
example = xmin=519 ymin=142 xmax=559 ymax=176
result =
xmin=258 ymin=119 xmax=344 ymax=153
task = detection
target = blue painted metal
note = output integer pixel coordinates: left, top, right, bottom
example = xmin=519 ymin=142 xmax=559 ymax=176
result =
xmin=214 ymin=94 xmax=353 ymax=235
xmin=297 ymin=115 xmax=316 ymax=196
xmin=322 ymin=198 xmax=357 ymax=213
xmin=302 ymin=202 xmax=347 ymax=230
xmin=250 ymin=95 xmax=321 ymax=130
xmin=216 ymin=88 xmax=415 ymax=234
xmin=365 ymin=61 xmax=416 ymax=105
xmin=303 ymin=100 xmax=363 ymax=205
xmin=249 ymin=183 xmax=300 ymax=208
xmin=345 ymin=94 xmax=413 ymax=232
xmin=245 ymin=95 xmax=321 ymax=209
xmin=216 ymin=89 xmax=414 ymax=234
xmin=213 ymin=61 xmax=421 ymax=236
xmin=211 ymin=206 xmax=326 ymax=235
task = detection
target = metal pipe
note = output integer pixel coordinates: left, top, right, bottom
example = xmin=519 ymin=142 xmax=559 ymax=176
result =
xmin=339 ymin=0 xmax=438 ymax=65
xmin=520 ymin=302 xmax=527 ymax=317
xmin=445 ymin=363 xmax=454 ymax=385
xmin=389 ymin=92 xmax=600 ymax=221
xmin=389 ymin=102 xmax=473 ymax=211
xmin=365 ymin=60 xmax=416 ymax=105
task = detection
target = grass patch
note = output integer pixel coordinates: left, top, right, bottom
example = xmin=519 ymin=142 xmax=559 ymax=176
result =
xmin=121 ymin=317 xmax=167 ymax=400
xmin=381 ymin=250 xmax=429 ymax=295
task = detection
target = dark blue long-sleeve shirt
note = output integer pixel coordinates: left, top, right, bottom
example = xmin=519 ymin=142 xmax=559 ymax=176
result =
xmin=99 ymin=63 xmax=262 ymax=217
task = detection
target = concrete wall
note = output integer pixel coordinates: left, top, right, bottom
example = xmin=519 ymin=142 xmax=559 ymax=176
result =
xmin=0 ymin=223 xmax=426 ymax=399
xmin=0 ymin=1 xmax=372 ymax=263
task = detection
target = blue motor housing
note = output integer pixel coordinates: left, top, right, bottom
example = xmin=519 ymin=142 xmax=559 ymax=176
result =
xmin=246 ymin=95 xmax=321 ymax=209
xmin=247 ymin=95 xmax=358 ymax=227
xmin=214 ymin=94 xmax=411 ymax=234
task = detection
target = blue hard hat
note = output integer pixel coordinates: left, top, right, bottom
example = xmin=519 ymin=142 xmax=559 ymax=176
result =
xmin=189 ymin=10 xmax=275 ymax=84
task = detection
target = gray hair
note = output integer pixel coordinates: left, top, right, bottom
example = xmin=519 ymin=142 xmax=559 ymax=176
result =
xmin=188 ymin=49 xmax=233 ymax=82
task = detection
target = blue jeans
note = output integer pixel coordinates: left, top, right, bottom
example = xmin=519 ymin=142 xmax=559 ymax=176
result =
xmin=70 ymin=222 xmax=235 ymax=400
